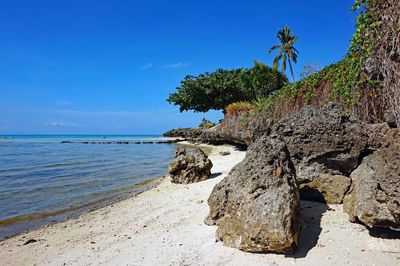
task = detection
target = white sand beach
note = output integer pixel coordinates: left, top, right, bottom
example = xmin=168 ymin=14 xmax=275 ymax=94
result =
xmin=1 ymin=143 xmax=400 ymax=266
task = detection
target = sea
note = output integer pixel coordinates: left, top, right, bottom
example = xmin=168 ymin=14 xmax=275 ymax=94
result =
xmin=0 ymin=135 xmax=178 ymax=239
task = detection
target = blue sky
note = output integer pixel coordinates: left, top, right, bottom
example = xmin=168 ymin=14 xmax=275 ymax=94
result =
xmin=0 ymin=0 xmax=357 ymax=134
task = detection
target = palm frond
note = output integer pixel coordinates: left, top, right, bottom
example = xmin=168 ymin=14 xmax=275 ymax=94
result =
xmin=272 ymin=51 xmax=282 ymax=70
xmin=268 ymin=44 xmax=280 ymax=54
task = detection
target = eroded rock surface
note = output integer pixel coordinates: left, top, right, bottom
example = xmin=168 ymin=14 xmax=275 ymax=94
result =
xmin=200 ymin=112 xmax=254 ymax=145
xmin=343 ymin=140 xmax=400 ymax=231
xmin=199 ymin=110 xmax=273 ymax=146
xmin=299 ymin=174 xmax=351 ymax=204
xmin=205 ymin=134 xmax=300 ymax=253
xmin=168 ymin=148 xmax=213 ymax=184
xmin=272 ymin=103 xmax=371 ymax=184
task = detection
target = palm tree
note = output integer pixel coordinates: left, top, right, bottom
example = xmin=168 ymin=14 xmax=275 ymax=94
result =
xmin=269 ymin=25 xmax=299 ymax=81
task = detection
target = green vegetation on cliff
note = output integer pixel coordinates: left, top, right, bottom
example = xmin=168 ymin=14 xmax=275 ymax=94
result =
xmin=254 ymin=0 xmax=389 ymax=123
xmin=167 ymin=0 xmax=398 ymax=126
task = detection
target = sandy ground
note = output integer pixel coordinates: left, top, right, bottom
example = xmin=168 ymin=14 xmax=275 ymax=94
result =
xmin=1 ymin=143 xmax=400 ymax=266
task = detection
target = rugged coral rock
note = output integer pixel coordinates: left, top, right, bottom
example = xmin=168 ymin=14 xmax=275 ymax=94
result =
xmin=200 ymin=112 xmax=254 ymax=145
xmin=163 ymin=128 xmax=203 ymax=140
xmin=205 ymin=134 xmax=300 ymax=253
xmin=343 ymin=140 xmax=400 ymax=231
xmin=272 ymin=103 xmax=371 ymax=184
xmin=299 ymin=174 xmax=351 ymax=204
xmin=199 ymin=110 xmax=273 ymax=146
xmin=168 ymin=147 xmax=213 ymax=184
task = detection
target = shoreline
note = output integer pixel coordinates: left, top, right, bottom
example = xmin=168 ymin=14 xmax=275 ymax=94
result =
xmin=1 ymin=143 xmax=400 ymax=265
xmin=0 ymin=175 xmax=164 ymax=242
xmin=0 ymin=135 xmax=182 ymax=241
xmin=0 ymin=140 xmax=208 ymax=241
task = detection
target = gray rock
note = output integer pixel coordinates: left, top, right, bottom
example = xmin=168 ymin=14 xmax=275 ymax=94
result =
xmin=363 ymin=56 xmax=384 ymax=80
xmin=272 ymin=103 xmax=371 ymax=184
xmin=199 ymin=111 xmax=254 ymax=145
xmin=343 ymin=140 xmax=400 ymax=231
xmin=205 ymin=134 xmax=300 ymax=253
xmin=163 ymin=128 xmax=203 ymax=140
xmin=168 ymin=148 xmax=213 ymax=184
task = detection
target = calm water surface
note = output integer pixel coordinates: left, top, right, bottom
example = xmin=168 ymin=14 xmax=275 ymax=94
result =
xmin=0 ymin=135 xmax=177 ymax=239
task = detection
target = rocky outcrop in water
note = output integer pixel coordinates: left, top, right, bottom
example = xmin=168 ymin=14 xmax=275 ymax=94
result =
xmin=168 ymin=148 xmax=213 ymax=184
xmin=343 ymin=137 xmax=400 ymax=231
xmin=205 ymin=134 xmax=300 ymax=253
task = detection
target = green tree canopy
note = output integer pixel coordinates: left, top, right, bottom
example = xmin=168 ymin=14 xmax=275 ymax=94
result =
xmin=167 ymin=61 xmax=287 ymax=112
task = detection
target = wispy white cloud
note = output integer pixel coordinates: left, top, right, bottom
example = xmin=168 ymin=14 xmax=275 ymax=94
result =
xmin=139 ymin=62 xmax=153 ymax=70
xmin=55 ymin=100 xmax=72 ymax=107
xmin=45 ymin=121 xmax=82 ymax=127
xmin=164 ymin=62 xmax=189 ymax=69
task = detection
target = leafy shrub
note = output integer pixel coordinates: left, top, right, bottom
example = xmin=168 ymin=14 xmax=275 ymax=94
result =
xmin=225 ymin=102 xmax=253 ymax=116
xmin=199 ymin=118 xmax=215 ymax=128
xmin=252 ymin=97 xmax=273 ymax=113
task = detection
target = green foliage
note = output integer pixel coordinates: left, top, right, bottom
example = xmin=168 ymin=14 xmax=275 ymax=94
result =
xmin=261 ymin=0 xmax=382 ymax=114
xmin=199 ymin=118 xmax=215 ymax=128
xmin=167 ymin=61 xmax=287 ymax=112
xmin=168 ymin=0 xmax=385 ymax=124
xmin=349 ymin=0 xmax=379 ymax=57
xmin=252 ymin=97 xmax=273 ymax=113
xmin=269 ymin=25 xmax=299 ymax=81
xmin=277 ymin=57 xmax=363 ymax=107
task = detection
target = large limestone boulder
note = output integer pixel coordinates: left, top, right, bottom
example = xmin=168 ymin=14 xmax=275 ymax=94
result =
xmin=168 ymin=147 xmax=213 ymax=184
xmin=299 ymin=174 xmax=351 ymax=204
xmin=343 ymin=141 xmax=400 ymax=231
xmin=272 ymin=103 xmax=371 ymax=183
xmin=205 ymin=134 xmax=300 ymax=253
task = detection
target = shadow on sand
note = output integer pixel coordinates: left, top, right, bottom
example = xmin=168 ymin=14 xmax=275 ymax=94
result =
xmin=210 ymin=172 xmax=223 ymax=179
xmin=286 ymin=200 xmax=328 ymax=259
xmin=368 ymin=227 xmax=400 ymax=240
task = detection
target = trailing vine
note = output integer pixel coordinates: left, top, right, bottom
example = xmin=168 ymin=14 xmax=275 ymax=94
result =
xmin=264 ymin=0 xmax=385 ymax=123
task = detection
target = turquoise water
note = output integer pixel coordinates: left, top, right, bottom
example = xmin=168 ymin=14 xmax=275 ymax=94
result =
xmin=0 ymin=135 xmax=177 ymax=239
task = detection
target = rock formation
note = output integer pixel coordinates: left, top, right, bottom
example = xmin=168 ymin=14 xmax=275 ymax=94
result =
xmin=163 ymin=128 xmax=203 ymax=140
xmin=272 ymin=103 xmax=371 ymax=183
xmin=299 ymin=174 xmax=351 ymax=204
xmin=168 ymin=147 xmax=213 ymax=184
xmin=205 ymin=134 xmax=300 ymax=253
xmin=343 ymin=139 xmax=400 ymax=231
xmin=199 ymin=110 xmax=273 ymax=146
xmin=200 ymin=111 xmax=254 ymax=145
